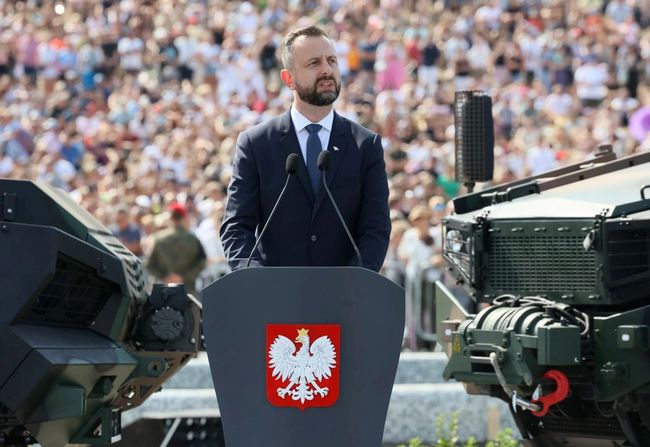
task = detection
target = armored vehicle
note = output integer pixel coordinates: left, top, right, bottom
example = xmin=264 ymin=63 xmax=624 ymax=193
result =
xmin=436 ymin=147 xmax=650 ymax=446
xmin=0 ymin=180 xmax=201 ymax=446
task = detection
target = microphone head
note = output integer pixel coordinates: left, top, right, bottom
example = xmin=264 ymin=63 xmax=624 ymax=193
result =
xmin=286 ymin=153 xmax=300 ymax=175
xmin=317 ymin=150 xmax=331 ymax=171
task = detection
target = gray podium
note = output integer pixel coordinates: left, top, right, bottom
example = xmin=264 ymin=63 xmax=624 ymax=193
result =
xmin=202 ymin=266 xmax=404 ymax=447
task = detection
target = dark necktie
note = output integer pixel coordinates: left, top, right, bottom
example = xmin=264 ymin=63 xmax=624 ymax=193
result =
xmin=305 ymin=123 xmax=323 ymax=194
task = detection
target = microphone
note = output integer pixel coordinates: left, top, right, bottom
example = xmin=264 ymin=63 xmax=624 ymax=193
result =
xmin=245 ymin=153 xmax=300 ymax=268
xmin=317 ymin=150 xmax=363 ymax=268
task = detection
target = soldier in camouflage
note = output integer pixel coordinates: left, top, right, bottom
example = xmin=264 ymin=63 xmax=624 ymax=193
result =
xmin=146 ymin=202 xmax=207 ymax=296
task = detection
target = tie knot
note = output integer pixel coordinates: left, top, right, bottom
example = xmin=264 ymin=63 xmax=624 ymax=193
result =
xmin=305 ymin=124 xmax=322 ymax=135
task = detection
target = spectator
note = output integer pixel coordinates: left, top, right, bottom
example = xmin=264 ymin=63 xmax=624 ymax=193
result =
xmin=542 ymin=84 xmax=575 ymax=119
xmin=398 ymin=206 xmax=440 ymax=282
xmin=111 ymin=207 xmax=143 ymax=257
xmin=418 ymin=34 xmax=440 ymax=93
xmin=574 ymin=55 xmax=609 ymax=108
xmin=375 ymin=34 xmax=408 ymax=92
xmin=117 ymin=28 xmax=144 ymax=75
xmin=383 ymin=219 xmax=411 ymax=286
xmin=195 ymin=201 xmax=226 ymax=264
xmin=59 ymin=131 xmax=84 ymax=170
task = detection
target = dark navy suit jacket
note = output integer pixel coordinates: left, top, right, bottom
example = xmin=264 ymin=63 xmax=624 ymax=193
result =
xmin=220 ymin=110 xmax=390 ymax=272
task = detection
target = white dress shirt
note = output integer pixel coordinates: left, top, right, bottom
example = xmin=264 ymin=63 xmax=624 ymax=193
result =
xmin=290 ymin=107 xmax=334 ymax=163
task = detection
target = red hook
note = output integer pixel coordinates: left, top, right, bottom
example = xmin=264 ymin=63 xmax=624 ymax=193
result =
xmin=531 ymin=369 xmax=570 ymax=417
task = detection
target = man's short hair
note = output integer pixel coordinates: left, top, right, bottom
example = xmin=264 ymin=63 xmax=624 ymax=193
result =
xmin=281 ymin=25 xmax=330 ymax=70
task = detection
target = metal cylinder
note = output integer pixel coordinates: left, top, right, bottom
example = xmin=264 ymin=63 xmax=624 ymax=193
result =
xmin=469 ymin=305 xmax=556 ymax=335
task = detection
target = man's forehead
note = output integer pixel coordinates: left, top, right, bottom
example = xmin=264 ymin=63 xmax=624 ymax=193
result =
xmin=293 ymin=35 xmax=336 ymax=58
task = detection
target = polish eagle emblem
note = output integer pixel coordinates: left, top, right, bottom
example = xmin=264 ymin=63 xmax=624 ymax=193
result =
xmin=268 ymin=327 xmax=337 ymax=405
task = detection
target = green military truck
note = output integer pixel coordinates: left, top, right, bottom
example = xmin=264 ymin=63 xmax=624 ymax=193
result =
xmin=436 ymin=147 xmax=650 ymax=446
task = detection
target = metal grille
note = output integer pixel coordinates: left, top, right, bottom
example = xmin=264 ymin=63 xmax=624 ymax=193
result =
xmin=453 ymin=91 xmax=494 ymax=182
xmin=97 ymin=234 xmax=146 ymax=297
xmin=488 ymin=236 xmax=597 ymax=292
xmin=540 ymin=413 xmax=624 ymax=438
xmin=607 ymin=228 xmax=650 ymax=282
xmin=19 ymin=254 xmax=115 ymax=327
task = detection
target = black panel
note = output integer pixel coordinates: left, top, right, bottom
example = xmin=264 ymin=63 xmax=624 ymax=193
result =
xmin=18 ymin=254 xmax=116 ymax=328
xmin=607 ymin=227 xmax=650 ymax=283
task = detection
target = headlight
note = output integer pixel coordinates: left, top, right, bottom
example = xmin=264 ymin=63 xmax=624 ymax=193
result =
xmin=444 ymin=229 xmax=471 ymax=255
xmin=444 ymin=227 xmax=473 ymax=283
xmin=446 ymin=230 xmax=464 ymax=252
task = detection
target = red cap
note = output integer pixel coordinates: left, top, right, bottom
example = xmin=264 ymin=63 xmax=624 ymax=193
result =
xmin=168 ymin=202 xmax=187 ymax=219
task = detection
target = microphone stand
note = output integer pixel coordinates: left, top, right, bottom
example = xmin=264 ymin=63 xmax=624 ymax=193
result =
xmin=246 ymin=154 xmax=299 ymax=268
xmin=319 ymin=154 xmax=363 ymax=268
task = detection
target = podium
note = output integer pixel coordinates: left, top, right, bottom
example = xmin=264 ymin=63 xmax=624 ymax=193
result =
xmin=202 ymin=267 xmax=404 ymax=447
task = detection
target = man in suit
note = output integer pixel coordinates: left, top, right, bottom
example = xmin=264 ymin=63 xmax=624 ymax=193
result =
xmin=220 ymin=25 xmax=390 ymax=272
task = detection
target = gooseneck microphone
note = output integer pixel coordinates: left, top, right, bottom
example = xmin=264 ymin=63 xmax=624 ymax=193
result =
xmin=246 ymin=153 xmax=300 ymax=268
xmin=317 ymin=150 xmax=363 ymax=268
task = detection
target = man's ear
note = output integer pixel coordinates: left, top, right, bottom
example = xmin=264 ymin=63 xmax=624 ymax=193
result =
xmin=280 ymin=69 xmax=294 ymax=90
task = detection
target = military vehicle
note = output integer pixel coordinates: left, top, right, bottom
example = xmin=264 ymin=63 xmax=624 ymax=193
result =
xmin=0 ymin=180 xmax=201 ymax=446
xmin=436 ymin=145 xmax=650 ymax=446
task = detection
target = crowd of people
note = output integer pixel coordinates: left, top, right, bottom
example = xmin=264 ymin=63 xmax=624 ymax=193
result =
xmin=0 ymin=0 xmax=648 ymax=291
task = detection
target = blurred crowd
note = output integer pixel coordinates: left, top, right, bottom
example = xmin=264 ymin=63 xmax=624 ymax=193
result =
xmin=0 ymin=0 xmax=649 ymax=290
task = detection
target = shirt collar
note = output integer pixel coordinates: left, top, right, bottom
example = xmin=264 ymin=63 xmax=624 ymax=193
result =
xmin=290 ymin=106 xmax=334 ymax=133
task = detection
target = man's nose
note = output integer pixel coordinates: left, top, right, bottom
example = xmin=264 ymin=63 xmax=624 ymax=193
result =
xmin=320 ymin=59 xmax=333 ymax=76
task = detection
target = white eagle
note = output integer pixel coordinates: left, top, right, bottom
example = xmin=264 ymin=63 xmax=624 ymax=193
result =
xmin=268 ymin=328 xmax=337 ymax=403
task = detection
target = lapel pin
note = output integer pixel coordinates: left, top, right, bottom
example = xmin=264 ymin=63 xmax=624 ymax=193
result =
xmin=333 ymin=146 xmax=340 ymax=151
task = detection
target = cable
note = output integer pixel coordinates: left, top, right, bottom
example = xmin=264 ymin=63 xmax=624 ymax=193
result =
xmin=492 ymin=294 xmax=590 ymax=336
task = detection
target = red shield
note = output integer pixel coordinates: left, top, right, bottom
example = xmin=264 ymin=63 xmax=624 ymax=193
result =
xmin=266 ymin=324 xmax=340 ymax=410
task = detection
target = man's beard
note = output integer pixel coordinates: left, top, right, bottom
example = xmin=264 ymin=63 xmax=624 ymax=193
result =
xmin=295 ymin=76 xmax=340 ymax=106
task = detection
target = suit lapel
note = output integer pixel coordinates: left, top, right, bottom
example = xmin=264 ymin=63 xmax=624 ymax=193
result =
xmin=312 ymin=112 xmax=348 ymax=220
xmin=277 ymin=110 xmax=314 ymax=203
